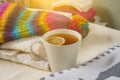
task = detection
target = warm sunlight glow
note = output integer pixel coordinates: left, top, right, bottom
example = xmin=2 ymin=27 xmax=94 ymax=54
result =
xmin=27 ymin=0 xmax=59 ymax=9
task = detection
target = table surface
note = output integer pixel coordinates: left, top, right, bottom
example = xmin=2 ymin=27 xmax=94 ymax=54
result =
xmin=0 ymin=23 xmax=120 ymax=80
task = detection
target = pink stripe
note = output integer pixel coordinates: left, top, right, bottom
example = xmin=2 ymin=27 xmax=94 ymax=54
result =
xmin=0 ymin=3 xmax=10 ymax=20
xmin=46 ymin=13 xmax=57 ymax=30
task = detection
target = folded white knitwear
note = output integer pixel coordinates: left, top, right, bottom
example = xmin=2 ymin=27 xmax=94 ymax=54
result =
xmin=0 ymin=36 xmax=50 ymax=71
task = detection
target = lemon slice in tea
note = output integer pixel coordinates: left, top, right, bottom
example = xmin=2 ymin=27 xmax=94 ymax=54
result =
xmin=46 ymin=37 xmax=65 ymax=45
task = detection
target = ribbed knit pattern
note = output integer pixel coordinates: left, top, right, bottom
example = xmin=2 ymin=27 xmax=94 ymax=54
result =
xmin=0 ymin=3 xmax=89 ymax=43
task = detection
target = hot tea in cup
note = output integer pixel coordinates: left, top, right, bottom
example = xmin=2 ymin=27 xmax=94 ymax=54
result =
xmin=46 ymin=33 xmax=79 ymax=45
xmin=31 ymin=29 xmax=82 ymax=72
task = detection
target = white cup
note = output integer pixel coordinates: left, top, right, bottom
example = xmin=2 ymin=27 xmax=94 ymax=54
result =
xmin=31 ymin=29 xmax=82 ymax=72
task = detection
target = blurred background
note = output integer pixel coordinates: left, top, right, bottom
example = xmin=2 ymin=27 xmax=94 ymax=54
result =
xmin=93 ymin=0 xmax=120 ymax=30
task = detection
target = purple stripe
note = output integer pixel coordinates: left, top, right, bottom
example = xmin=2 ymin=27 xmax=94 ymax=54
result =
xmin=0 ymin=3 xmax=5 ymax=8
xmin=0 ymin=3 xmax=10 ymax=11
xmin=4 ymin=32 xmax=14 ymax=42
xmin=0 ymin=3 xmax=10 ymax=18
xmin=3 ymin=5 xmax=24 ymax=42
xmin=0 ymin=3 xmax=8 ymax=7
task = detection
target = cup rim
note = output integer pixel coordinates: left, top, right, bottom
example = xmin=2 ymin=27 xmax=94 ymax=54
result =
xmin=42 ymin=29 xmax=82 ymax=47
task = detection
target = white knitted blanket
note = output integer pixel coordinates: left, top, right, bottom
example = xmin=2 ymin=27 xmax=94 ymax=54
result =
xmin=0 ymin=36 xmax=49 ymax=71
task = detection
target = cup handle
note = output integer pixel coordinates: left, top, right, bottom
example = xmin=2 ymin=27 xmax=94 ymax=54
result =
xmin=30 ymin=37 xmax=46 ymax=60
